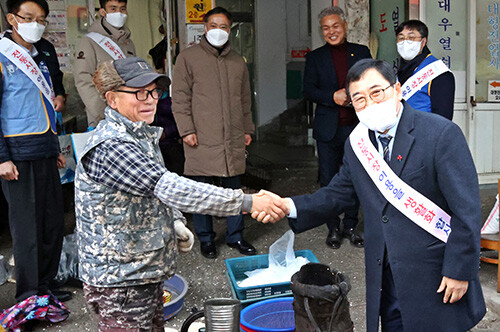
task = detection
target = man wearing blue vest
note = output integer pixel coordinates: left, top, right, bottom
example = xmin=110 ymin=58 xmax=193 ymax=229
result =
xmin=396 ymin=20 xmax=455 ymax=120
xmin=0 ymin=0 xmax=70 ymax=307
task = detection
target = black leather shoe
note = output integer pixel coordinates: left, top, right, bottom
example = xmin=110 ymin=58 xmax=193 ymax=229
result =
xmin=200 ymin=241 xmax=218 ymax=259
xmin=50 ymin=289 xmax=73 ymax=302
xmin=326 ymin=229 xmax=342 ymax=249
xmin=227 ymin=239 xmax=257 ymax=256
xmin=342 ymin=228 xmax=364 ymax=248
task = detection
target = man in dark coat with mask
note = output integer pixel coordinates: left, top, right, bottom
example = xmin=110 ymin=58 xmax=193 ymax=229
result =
xmin=255 ymin=59 xmax=486 ymax=332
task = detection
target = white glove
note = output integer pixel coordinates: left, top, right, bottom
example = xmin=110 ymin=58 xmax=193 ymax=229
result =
xmin=174 ymin=219 xmax=194 ymax=253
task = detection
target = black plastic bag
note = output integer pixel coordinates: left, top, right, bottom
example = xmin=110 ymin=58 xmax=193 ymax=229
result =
xmin=54 ymin=234 xmax=79 ymax=285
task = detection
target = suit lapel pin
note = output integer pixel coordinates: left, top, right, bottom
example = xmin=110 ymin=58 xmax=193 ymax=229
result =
xmin=397 ymin=155 xmax=403 ymax=161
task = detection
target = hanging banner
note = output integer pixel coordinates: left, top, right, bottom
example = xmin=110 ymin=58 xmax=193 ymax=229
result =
xmin=186 ymin=0 xmax=213 ymax=23
xmin=370 ymin=0 xmax=405 ymax=70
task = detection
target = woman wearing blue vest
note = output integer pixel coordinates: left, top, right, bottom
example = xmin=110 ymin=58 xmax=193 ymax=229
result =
xmin=396 ymin=20 xmax=455 ymax=120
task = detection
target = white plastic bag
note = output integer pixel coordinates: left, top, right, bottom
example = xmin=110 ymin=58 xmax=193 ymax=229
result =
xmin=481 ymin=194 xmax=499 ymax=234
xmin=238 ymin=230 xmax=309 ymax=287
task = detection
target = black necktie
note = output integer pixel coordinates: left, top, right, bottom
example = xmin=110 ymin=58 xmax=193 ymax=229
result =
xmin=378 ymin=135 xmax=393 ymax=164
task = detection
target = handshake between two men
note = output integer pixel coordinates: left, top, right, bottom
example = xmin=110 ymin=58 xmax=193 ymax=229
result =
xmin=250 ymin=190 xmax=290 ymax=223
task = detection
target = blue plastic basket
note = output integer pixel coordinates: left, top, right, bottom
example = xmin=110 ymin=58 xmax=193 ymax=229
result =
xmin=240 ymin=297 xmax=295 ymax=332
xmin=226 ymin=271 xmax=288 ymax=306
xmin=225 ymin=249 xmax=318 ymax=301
xmin=163 ymin=274 xmax=188 ymax=320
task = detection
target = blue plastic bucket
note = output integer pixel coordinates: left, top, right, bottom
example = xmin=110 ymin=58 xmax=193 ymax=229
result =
xmin=163 ymin=274 xmax=188 ymax=320
xmin=240 ymin=297 xmax=295 ymax=332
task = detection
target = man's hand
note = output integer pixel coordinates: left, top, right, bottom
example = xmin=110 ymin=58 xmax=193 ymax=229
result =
xmin=53 ymin=95 xmax=66 ymax=112
xmin=0 ymin=161 xmax=19 ymax=181
xmin=183 ymin=133 xmax=198 ymax=147
xmin=437 ymin=276 xmax=468 ymax=303
xmin=57 ymin=153 xmax=66 ymax=169
xmin=244 ymin=134 xmax=252 ymax=146
xmin=333 ymin=88 xmax=349 ymax=106
xmin=174 ymin=220 xmax=195 ymax=253
xmin=250 ymin=190 xmax=289 ymax=223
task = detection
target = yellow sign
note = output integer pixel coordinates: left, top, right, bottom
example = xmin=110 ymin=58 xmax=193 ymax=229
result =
xmin=186 ymin=0 xmax=212 ymax=23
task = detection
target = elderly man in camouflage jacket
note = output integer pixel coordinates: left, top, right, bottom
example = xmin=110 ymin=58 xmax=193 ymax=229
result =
xmin=74 ymin=57 xmax=285 ymax=332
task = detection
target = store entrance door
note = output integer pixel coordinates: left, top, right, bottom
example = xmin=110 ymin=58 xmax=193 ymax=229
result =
xmin=420 ymin=0 xmax=500 ymax=183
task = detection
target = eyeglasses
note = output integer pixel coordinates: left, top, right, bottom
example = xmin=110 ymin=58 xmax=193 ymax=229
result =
xmin=115 ymin=88 xmax=164 ymax=101
xmin=350 ymin=84 xmax=394 ymax=110
xmin=14 ymin=13 xmax=48 ymax=26
xmin=396 ymin=35 xmax=423 ymax=43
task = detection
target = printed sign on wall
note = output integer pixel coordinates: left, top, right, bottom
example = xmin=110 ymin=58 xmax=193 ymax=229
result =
xmin=186 ymin=0 xmax=213 ymax=23
xmin=487 ymin=80 xmax=500 ymax=101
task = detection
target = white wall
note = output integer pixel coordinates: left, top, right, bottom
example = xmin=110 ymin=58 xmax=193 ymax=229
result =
xmin=311 ymin=0 xmax=332 ymax=50
xmin=254 ymin=0 xmax=287 ymax=126
xmin=286 ymin=0 xmax=311 ymax=62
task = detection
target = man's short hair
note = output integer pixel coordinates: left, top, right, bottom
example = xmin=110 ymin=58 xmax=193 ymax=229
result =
xmin=204 ymin=6 xmax=233 ymax=25
xmin=346 ymin=59 xmax=397 ymax=97
xmin=7 ymin=0 xmax=49 ymax=16
xmin=99 ymin=0 xmax=127 ymax=9
xmin=93 ymin=60 xmax=125 ymax=99
xmin=318 ymin=6 xmax=345 ymax=22
xmin=395 ymin=20 xmax=428 ymax=39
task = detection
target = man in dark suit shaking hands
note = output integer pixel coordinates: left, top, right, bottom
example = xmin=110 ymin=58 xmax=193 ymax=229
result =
xmin=303 ymin=6 xmax=371 ymax=249
xmin=255 ymin=59 xmax=486 ymax=331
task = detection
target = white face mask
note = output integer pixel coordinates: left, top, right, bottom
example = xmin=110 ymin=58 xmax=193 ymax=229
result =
xmin=397 ymin=40 xmax=422 ymax=61
xmin=206 ymin=28 xmax=229 ymax=47
xmin=105 ymin=12 xmax=127 ymax=28
xmin=14 ymin=18 xmax=45 ymax=44
xmin=356 ymin=94 xmax=400 ymax=133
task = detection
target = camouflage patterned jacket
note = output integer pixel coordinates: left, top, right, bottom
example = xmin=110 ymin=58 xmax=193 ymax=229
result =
xmin=74 ymin=108 xmax=178 ymax=287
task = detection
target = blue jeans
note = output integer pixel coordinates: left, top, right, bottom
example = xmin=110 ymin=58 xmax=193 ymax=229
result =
xmin=189 ymin=175 xmax=244 ymax=243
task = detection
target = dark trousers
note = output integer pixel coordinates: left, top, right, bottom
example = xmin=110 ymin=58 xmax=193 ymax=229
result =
xmin=380 ymin=251 xmax=404 ymax=332
xmin=190 ymin=175 xmax=244 ymax=243
xmin=1 ymin=158 xmax=64 ymax=301
xmin=160 ymin=141 xmax=185 ymax=176
xmin=316 ymin=124 xmax=360 ymax=231
xmin=0 ymin=190 xmax=8 ymax=227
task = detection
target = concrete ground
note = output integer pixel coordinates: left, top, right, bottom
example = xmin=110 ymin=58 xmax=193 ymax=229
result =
xmin=0 ymin=142 xmax=499 ymax=331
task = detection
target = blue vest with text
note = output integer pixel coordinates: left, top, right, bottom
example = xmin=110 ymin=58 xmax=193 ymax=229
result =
xmin=406 ymin=55 xmax=442 ymax=113
xmin=0 ymin=52 xmax=56 ymax=137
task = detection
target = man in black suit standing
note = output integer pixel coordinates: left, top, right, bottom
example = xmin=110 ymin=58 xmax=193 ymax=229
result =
xmin=303 ymin=6 xmax=371 ymax=249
